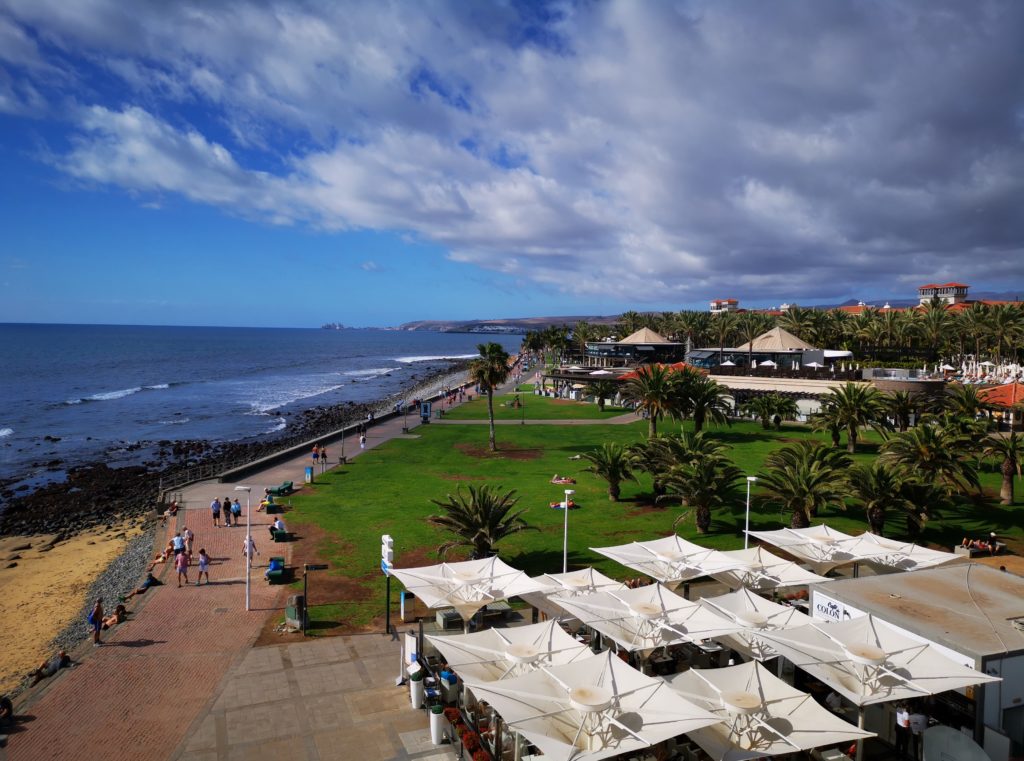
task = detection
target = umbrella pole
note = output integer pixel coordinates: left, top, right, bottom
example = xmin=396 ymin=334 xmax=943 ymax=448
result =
xmin=856 ymin=706 xmax=865 ymax=761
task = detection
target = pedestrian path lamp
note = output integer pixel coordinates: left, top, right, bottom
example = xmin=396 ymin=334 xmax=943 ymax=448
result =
xmin=235 ymin=485 xmax=252 ymax=611
xmin=744 ymin=477 xmax=757 ymax=549
xmin=562 ymin=489 xmax=575 ymax=573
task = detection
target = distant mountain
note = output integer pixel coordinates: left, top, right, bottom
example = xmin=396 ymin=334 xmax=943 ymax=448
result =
xmin=397 ymin=314 xmax=621 ymax=333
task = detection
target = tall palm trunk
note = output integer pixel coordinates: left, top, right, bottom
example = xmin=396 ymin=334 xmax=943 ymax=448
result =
xmin=486 ymin=387 xmax=497 ymax=451
xmin=1000 ymin=458 xmax=1015 ymax=505
xmin=847 ymin=427 xmax=858 ymax=454
xmin=695 ymin=504 xmax=711 ymax=534
xmin=648 ymin=414 xmax=657 ymax=439
xmin=867 ymin=507 xmax=885 ymax=536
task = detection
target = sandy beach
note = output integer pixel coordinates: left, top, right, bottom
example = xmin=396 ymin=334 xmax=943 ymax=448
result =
xmin=0 ymin=519 xmax=147 ymax=695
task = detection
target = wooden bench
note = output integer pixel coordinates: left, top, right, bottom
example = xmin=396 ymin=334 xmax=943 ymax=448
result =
xmin=265 ymin=503 xmax=286 ymax=515
xmin=266 ymin=557 xmax=287 ymax=584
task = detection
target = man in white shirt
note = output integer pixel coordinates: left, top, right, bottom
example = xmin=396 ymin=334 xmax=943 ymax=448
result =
xmin=894 ymin=704 xmax=910 ymax=757
xmin=269 ymin=517 xmax=286 ymax=538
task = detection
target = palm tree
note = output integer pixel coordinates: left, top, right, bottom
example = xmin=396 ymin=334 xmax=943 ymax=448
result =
xmin=661 ymin=456 xmax=742 ymax=534
xmin=584 ymin=380 xmax=618 ymax=412
xmin=676 ymin=311 xmax=712 ymax=353
xmin=983 ymin=432 xmax=1024 ymax=505
xmin=758 ymin=441 xmax=850 ymax=528
xmin=743 ymin=393 xmax=799 ymax=431
xmin=582 ymin=443 xmax=637 ymax=501
xmin=946 ymin=383 xmax=991 ymax=420
xmin=810 ymin=399 xmax=843 ymax=448
xmin=622 ymin=364 xmax=681 ymax=438
xmin=881 ymin=425 xmax=980 ymax=494
xmin=821 ymin=382 xmax=889 ymax=453
xmin=846 ymin=461 xmax=910 ymax=536
xmin=736 ymin=312 xmax=771 ymax=370
xmin=712 ymin=312 xmax=738 ymax=366
xmin=885 ymin=391 xmax=917 ymax=433
xmin=428 ymin=485 xmax=534 ymax=559
xmin=630 ymin=430 xmax=728 ymax=498
xmin=470 ymin=342 xmax=511 ymax=452
xmin=918 ymin=299 xmax=950 ymax=360
xmin=682 ymin=375 xmax=732 ymax=433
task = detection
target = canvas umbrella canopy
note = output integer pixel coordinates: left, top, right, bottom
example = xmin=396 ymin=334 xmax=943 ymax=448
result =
xmin=711 ymin=546 xmax=832 ymax=593
xmin=663 ymin=660 xmax=873 ymax=760
xmin=804 ymin=361 xmax=824 ymax=369
xmin=551 ymin=583 xmax=742 ymax=652
xmin=759 ymin=360 xmax=777 ymax=367
xmin=720 ymin=360 xmax=736 ymax=366
xmin=591 ymin=535 xmax=746 ymax=589
xmin=698 ymin=588 xmax=814 ymax=662
xmin=845 ymin=532 xmax=965 ymax=572
xmin=589 ymin=369 xmax=613 ymax=375
xmin=756 ymin=614 xmax=999 ymax=707
xmin=464 ymin=650 xmax=722 ymax=761
xmin=389 ymin=556 xmax=544 ymax=632
xmin=535 ymin=567 xmax=628 ymax=597
xmin=745 ymin=525 xmax=891 ymax=574
xmin=426 ymin=620 xmax=591 ymax=683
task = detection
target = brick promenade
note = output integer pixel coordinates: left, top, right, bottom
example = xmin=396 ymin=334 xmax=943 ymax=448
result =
xmin=7 ymin=501 xmax=289 ymax=761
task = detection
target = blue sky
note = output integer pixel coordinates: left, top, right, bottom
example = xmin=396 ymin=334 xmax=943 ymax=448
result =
xmin=1 ymin=1 xmax=1023 ymax=327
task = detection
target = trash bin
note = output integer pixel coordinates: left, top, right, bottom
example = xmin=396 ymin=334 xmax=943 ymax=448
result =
xmin=440 ymin=670 xmax=459 ymax=704
xmin=429 ymin=704 xmax=445 ymax=745
xmin=401 ymin=591 xmax=416 ymax=623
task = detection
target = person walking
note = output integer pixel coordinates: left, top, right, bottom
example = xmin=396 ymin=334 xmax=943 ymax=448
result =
xmin=175 ymin=548 xmax=190 ymax=587
xmin=171 ymin=532 xmax=185 ymax=557
xmin=89 ymin=598 xmax=104 ymax=646
xmin=196 ymin=548 xmax=210 ymax=586
xmin=210 ymin=497 xmax=221 ymax=527
xmin=242 ymin=535 xmax=259 ymax=565
xmin=182 ymin=526 xmax=194 ymax=556
xmin=222 ymin=500 xmax=232 ymax=527
xmin=231 ymin=498 xmax=242 ymax=523
xmin=359 ymin=433 xmax=366 ymax=449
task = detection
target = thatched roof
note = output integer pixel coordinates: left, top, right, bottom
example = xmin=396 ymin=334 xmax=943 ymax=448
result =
xmin=734 ymin=326 xmax=815 ymax=352
xmin=618 ymin=327 xmax=672 ymax=344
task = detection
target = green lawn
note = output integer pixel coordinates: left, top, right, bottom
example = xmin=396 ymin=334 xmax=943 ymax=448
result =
xmin=442 ymin=391 xmax=629 ymax=420
xmin=284 ymin=417 xmax=1022 ymax=631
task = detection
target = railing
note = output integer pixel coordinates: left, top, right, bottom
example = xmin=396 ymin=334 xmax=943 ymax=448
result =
xmin=709 ymin=367 xmax=862 ymax=382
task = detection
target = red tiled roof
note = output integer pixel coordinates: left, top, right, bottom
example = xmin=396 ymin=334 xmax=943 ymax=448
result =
xmin=620 ymin=362 xmax=706 ymax=380
xmin=937 ymin=282 xmax=969 ymax=288
xmin=979 ymin=384 xmax=1024 ymax=408
xmin=711 ymin=298 xmax=738 ymax=303
xmin=918 ymin=284 xmax=939 ymax=290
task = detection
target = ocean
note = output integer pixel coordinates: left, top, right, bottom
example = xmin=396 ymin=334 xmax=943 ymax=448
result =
xmin=0 ymin=324 xmax=522 ymax=489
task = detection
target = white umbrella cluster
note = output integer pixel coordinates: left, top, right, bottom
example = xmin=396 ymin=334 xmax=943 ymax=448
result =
xmin=699 ymin=589 xmax=814 ymax=662
xmin=389 ymin=556 xmax=544 ymax=630
xmin=427 ymin=620 xmax=591 ymax=682
xmin=551 ymin=583 xmax=742 ymax=652
xmin=464 ymin=650 xmax=721 ymax=761
xmin=591 ymin=535 xmax=745 ymax=588
xmin=664 ymin=660 xmax=873 ymax=760
xmin=712 ymin=546 xmax=831 ymax=592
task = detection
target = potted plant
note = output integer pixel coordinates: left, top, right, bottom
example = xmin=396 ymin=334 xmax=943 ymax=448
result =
xmin=461 ymin=731 xmax=481 ymax=753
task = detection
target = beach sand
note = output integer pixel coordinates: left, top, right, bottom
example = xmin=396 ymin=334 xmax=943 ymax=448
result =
xmin=0 ymin=519 xmax=146 ymax=694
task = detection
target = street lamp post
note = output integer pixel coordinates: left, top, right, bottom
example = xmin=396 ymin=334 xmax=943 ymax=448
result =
xmin=235 ymin=485 xmax=252 ymax=610
xmin=744 ymin=476 xmax=757 ymax=549
xmin=562 ymin=489 xmax=575 ymax=573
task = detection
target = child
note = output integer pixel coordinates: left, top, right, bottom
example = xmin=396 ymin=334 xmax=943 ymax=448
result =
xmin=196 ymin=548 xmax=210 ymax=586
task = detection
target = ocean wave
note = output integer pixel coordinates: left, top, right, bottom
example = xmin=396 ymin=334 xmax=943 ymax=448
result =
xmin=247 ymin=382 xmax=347 ymax=413
xmin=0 ymin=427 xmax=12 ymax=438
xmin=88 ymin=387 xmax=143 ymax=401
xmin=394 ymin=353 xmax=478 ymax=363
xmin=146 ymin=383 xmax=170 ymax=390
xmin=343 ymin=367 xmax=394 ymax=378
xmin=158 ymin=417 xmax=190 ymax=425
xmin=265 ymin=416 xmax=287 ymax=433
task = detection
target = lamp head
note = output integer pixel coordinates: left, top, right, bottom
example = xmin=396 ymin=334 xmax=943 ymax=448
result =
xmin=565 ymin=489 xmax=575 ymax=497
xmin=746 ymin=476 xmax=758 ymax=482
xmin=234 ymin=485 xmax=252 ymax=492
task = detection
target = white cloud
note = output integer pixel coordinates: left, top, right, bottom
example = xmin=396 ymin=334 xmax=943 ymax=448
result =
xmin=5 ymin=0 xmax=1024 ymax=303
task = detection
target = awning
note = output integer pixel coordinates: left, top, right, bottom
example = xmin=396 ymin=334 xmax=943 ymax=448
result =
xmin=592 ymin=535 xmax=746 ymax=588
xmin=712 ymin=546 xmax=832 ymax=592
xmin=698 ymin=588 xmax=813 ymax=662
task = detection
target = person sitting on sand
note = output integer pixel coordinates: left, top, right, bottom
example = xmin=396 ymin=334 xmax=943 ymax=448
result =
xmin=102 ymin=604 xmax=127 ymax=630
xmin=28 ymin=650 xmax=71 ymax=686
xmin=121 ymin=572 xmax=162 ymax=601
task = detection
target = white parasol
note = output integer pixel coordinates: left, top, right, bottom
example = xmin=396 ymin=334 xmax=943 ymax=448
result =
xmin=698 ymin=588 xmax=814 ymax=662
xmin=711 ymin=546 xmax=832 ymax=592
xmin=389 ymin=556 xmax=544 ymax=632
xmin=426 ymin=619 xmax=591 ymax=683
xmin=759 ymin=360 xmax=777 ymax=368
xmin=744 ymin=525 xmax=890 ymax=574
xmin=720 ymin=360 xmax=736 ymax=366
xmin=591 ymin=535 xmax=746 ymax=588
xmin=664 ymin=660 xmax=874 ymax=760
xmin=464 ymin=650 xmax=722 ymax=761
xmin=550 ymin=583 xmax=742 ymax=652
xmin=756 ymin=614 xmax=1000 ymax=707
xmin=805 ymin=361 xmax=824 ymax=369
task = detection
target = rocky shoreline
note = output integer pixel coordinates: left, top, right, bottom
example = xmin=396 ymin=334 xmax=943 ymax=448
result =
xmin=0 ymin=361 xmax=472 ymax=538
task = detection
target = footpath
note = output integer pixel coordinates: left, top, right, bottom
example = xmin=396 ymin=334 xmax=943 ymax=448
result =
xmin=5 ymin=374 xmax=536 ymax=761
